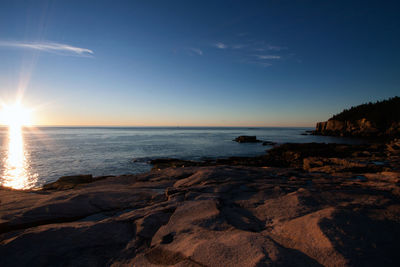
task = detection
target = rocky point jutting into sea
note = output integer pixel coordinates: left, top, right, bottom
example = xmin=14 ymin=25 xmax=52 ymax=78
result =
xmin=1 ymin=99 xmax=400 ymax=266
xmin=313 ymin=97 xmax=400 ymax=138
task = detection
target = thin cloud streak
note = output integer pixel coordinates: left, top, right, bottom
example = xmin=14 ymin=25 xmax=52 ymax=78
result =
xmin=208 ymin=38 xmax=289 ymax=68
xmin=254 ymin=55 xmax=281 ymax=59
xmin=265 ymin=45 xmax=286 ymax=51
xmin=0 ymin=41 xmax=94 ymax=57
xmin=215 ymin=42 xmax=227 ymax=49
xmin=258 ymin=62 xmax=272 ymax=67
xmin=254 ymin=45 xmax=287 ymax=52
xmin=244 ymin=60 xmax=272 ymax=67
xmin=232 ymin=44 xmax=245 ymax=49
xmin=188 ymin=48 xmax=203 ymax=55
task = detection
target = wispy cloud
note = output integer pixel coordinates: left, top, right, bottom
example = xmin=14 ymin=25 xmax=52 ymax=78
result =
xmin=214 ymin=42 xmax=227 ymax=49
xmin=232 ymin=44 xmax=245 ymax=49
xmin=212 ymin=40 xmax=286 ymax=53
xmin=257 ymin=62 xmax=272 ymax=67
xmin=254 ymin=45 xmax=286 ymax=52
xmin=0 ymin=41 xmax=94 ymax=57
xmin=254 ymin=55 xmax=281 ymax=59
xmin=242 ymin=60 xmax=272 ymax=67
xmin=199 ymin=36 xmax=290 ymax=68
xmin=266 ymin=45 xmax=285 ymax=51
xmin=188 ymin=48 xmax=203 ymax=56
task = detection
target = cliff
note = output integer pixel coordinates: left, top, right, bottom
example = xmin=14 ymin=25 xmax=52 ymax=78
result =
xmin=313 ymin=97 xmax=400 ymax=137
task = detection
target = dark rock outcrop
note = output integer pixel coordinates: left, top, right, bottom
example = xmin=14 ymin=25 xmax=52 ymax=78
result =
xmin=150 ymin=158 xmax=203 ymax=170
xmin=150 ymin=142 xmax=389 ymax=171
xmin=262 ymin=141 xmax=277 ymax=146
xmin=268 ymin=142 xmax=385 ymax=166
xmin=42 ymin=174 xmax=93 ymax=190
xmin=233 ymin=135 xmax=262 ymax=143
xmin=386 ymin=138 xmax=400 ymax=155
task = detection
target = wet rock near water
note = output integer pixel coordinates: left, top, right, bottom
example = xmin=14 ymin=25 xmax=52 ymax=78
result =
xmin=233 ymin=136 xmax=276 ymax=145
xmin=301 ymin=130 xmax=314 ymax=136
xmin=42 ymin=174 xmax=94 ymax=190
xmin=150 ymin=158 xmax=204 ymax=170
xmin=262 ymin=141 xmax=277 ymax=146
xmin=233 ymin=135 xmax=262 ymax=143
xmin=149 ymin=142 xmax=393 ymax=172
xmin=42 ymin=174 xmax=113 ymax=190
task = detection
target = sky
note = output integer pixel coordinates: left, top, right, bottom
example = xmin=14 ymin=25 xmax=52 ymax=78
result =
xmin=0 ymin=0 xmax=399 ymax=127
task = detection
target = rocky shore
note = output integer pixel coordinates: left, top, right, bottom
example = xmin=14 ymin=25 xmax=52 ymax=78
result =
xmin=312 ymin=97 xmax=400 ymax=138
xmin=313 ymin=119 xmax=400 ymax=138
xmin=0 ymin=139 xmax=399 ymax=266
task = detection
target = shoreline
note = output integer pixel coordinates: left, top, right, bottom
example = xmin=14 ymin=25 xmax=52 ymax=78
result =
xmin=2 ymin=126 xmax=334 ymax=190
xmin=42 ymin=138 xmax=399 ymax=191
xmin=0 ymin=136 xmax=371 ymax=191
xmin=0 ymin=137 xmax=396 ymax=191
xmin=1 ymin=139 xmax=399 ymax=266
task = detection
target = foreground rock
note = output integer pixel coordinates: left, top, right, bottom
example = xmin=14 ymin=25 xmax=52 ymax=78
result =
xmin=1 ymin=141 xmax=400 ymax=266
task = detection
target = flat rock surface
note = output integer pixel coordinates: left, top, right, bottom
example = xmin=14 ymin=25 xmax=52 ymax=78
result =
xmin=1 ymin=142 xmax=400 ymax=266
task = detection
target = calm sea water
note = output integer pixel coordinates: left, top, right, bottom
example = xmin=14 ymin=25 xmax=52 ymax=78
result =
xmin=0 ymin=127 xmax=361 ymax=189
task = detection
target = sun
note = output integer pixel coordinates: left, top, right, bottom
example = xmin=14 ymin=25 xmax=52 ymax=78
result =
xmin=0 ymin=102 xmax=32 ymax=127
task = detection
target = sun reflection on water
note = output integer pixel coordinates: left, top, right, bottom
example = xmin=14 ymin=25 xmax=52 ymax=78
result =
xmin=2 ymin=126 xmax=37 ymax=189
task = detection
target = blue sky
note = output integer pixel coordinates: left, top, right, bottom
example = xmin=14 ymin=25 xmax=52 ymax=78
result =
xmin=0 ymin=0 xmax=399 ymax=126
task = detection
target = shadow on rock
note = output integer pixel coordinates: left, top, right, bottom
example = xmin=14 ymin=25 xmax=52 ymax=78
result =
xmin=319 ymin=205 xmax=400 ymax=266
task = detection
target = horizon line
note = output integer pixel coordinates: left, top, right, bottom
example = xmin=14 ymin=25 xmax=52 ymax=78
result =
xmin=0 ymin=124 xmax=315 ymax=128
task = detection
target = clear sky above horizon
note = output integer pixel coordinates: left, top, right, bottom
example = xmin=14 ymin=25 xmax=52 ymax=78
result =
xmin=0 ymin=0 xmax=399 ymax=126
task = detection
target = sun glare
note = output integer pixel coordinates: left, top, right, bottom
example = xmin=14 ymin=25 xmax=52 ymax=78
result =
xmin=0 ymin=102 xmax=32 ymax=127
xmin=0 ymin=101 xmax=37 ymax=189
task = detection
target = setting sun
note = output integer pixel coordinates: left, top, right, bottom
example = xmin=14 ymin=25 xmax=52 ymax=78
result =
xmin=0 ymin=102 xmax=32 ymax=127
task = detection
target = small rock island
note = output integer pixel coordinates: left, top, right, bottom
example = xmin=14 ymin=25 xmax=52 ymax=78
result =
xmin=233 ymin=135 xmax=262 ymax=143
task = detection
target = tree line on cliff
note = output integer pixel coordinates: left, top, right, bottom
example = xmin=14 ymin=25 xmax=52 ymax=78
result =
xmin=330 ymin=96 xmax=400 ymax=129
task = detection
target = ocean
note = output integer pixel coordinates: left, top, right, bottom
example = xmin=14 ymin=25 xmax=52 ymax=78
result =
xmin=0 ymin=126 xmax=362 ymax=189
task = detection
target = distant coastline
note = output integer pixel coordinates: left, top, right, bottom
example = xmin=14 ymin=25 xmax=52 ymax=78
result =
xmin=313 ymin=96 xmax=400 ymax=138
